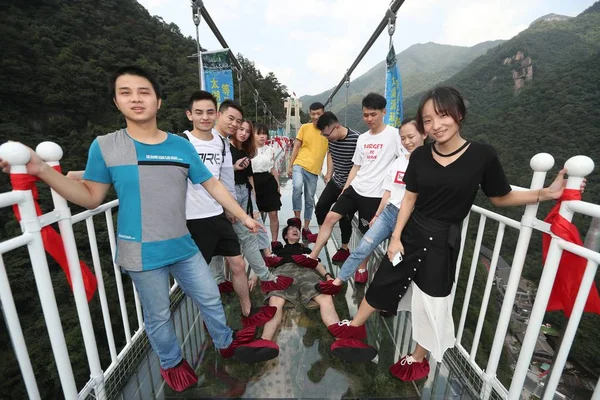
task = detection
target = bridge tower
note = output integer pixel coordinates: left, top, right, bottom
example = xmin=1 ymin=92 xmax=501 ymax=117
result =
xmin=284 ymin=97 xmax=302 ymax=138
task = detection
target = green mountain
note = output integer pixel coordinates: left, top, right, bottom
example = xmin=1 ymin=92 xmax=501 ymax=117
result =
xmin=401 ymin=2 xmax=600 ymax=381
xmin=529 ymin=13 xmax=573 ymax=27
xmin=299 ymin=40 xmax=503 ymax=130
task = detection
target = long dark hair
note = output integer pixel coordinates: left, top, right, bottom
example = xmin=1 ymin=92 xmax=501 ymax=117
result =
xmin=231 ymin=119 xmax=257 ymax=157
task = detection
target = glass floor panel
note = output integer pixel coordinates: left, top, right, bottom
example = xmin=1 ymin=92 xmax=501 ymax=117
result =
xmin=164 ymin=169 xmax=422 ymax=399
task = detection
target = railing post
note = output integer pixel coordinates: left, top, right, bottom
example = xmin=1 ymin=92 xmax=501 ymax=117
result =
xmin=36 ymin=142 xmax=106 ymax=399
xmin=507 ymin=155 xmax=594 ymax=399
xmin=0 ymin=142 xmax=78 ymax=398
xmin=592 ymin=376 xmax=600 ymax=400
xmin=481 ymin=153 xmax=554 ymax=399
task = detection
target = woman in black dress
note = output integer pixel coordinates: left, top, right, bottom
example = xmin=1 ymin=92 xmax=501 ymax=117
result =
xmin=330 ymin=86 xmax=578 ymax=382
xmin=251 ymin=123 xmax=282 ymax=248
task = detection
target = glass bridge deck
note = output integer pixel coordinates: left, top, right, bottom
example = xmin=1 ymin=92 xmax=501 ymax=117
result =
xmin=163 ymin=175 xmax=423 ymax=399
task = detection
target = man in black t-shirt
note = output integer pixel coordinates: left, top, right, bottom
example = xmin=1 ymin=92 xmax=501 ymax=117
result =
xmin=306 ymin=112 xmax=360 ymax=264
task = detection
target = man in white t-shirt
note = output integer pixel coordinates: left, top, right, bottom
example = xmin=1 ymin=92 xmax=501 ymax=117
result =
xmin=293 ymin=93 xmax=406 ymax=274
xmin=316 ymin=119 xmax=427 ymax=297
xmin=184 ymin=91 xmax=276 ymax=328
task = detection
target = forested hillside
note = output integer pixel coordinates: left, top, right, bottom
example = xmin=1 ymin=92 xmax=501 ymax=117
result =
xmin=300 ymin=40 xmax=503 ymax=131
xmin=0 ymin=1 xmax=288 ymax=398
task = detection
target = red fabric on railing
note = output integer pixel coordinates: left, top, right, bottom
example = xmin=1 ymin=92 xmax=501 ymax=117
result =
xmin=542 ymin=189 xmax=600 ymax=316
xmin=11 ymin=167 xmax=97 ymax=302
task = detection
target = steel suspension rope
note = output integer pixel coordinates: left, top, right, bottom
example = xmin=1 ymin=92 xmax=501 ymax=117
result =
xmin=324 ymin=0 xmax=405 ymax=107
xmin=344 ymin=73 xmax=350 ymax=126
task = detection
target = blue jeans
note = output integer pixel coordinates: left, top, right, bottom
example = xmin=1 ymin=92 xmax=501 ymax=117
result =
xmin=128 ymin=252 xmax=233 ymax=369
xmin=251 ymin=193 xmax=271 ymax=249
xmin=232 ymin=184 xmax=272 ymax=281
xmin=292 ymin=164 xmax=318 ymax=221
xmin=338 ymin=203 xmax=399 ymax=282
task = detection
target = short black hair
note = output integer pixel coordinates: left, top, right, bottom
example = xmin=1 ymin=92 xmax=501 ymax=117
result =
xmin=110 ymin=66 xmax=161 ymax=99
xmin=254 ymin=123 xmax=269 ymax=138
xmin=187 ymin=90 xmax=217 ymax=111
xmin=316 ymin=111 xmax=339 ymax=131
xmin=362 ymin=93 xmax=386 ymax=110
xmin=309 ymin=102 xmax=325 ymax=112
xmin=416 ymin=86 xmax=466 ymax=133
xmin=219 ymin=99 xmax=244 ymax=117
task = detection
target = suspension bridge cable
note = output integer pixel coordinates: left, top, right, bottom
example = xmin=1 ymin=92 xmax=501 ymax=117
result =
xmin=196 ymin=2 xmax=284 ymax=126
xmin=324 ymin=0 xmax=405 ymax=107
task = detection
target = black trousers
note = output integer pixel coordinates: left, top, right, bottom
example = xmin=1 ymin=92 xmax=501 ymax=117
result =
xmin=315 ymin=180 xmax=352 ymax=244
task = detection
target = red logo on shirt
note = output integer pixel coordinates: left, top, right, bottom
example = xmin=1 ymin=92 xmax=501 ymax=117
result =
xmin=394 ymin=171 xmax=405 ymax=184
xmin=365 ymin=143 xmax=384 ymax=160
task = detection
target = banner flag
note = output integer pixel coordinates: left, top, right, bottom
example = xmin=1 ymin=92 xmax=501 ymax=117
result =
xmin=384 ymin=44 xmax=403 ymax=127
xmin=202 ymin=49 xmax=234 ymax=106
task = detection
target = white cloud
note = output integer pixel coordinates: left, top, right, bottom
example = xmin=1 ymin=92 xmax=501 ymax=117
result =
xmin=440 ymin=0 xmax=541 ymax=46
xmin=256 ymin=63 xmax=295 ymax=90
xmin=264 ymin=0 xmax=327 ymax=24
xmin=305 ymin=36 xmax=356 ymax=77
xmin=289 ymin=29 xmax=322 ymax=42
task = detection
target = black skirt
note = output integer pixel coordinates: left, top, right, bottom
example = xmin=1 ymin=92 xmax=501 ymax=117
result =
xmin=253 ymin=172 xmax=281 ymax=212
xmin=365 ymin=210 xmax=461 ymax=311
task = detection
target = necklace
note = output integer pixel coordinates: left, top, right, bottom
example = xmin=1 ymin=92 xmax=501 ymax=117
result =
xmin=432 ymin=140 xmax=470 ymax=157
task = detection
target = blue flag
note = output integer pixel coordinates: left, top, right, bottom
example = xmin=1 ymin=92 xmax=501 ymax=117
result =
xmin=384 ymin=44 xmax=403 ymax=127
xmin=202 ymin=49 xmax=234 ymax=106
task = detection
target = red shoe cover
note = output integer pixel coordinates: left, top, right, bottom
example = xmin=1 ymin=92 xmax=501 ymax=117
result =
xmin=241 ymin=305 xmax=277 ymax=328
xmin=354 ymin=269 xmax=368 ymax=284
xmin=292 ymin=254 xmax=318 ymax=269
xmin=220 ymin=326 xmax=257 ymax=358
xmin=389 ymin=355 xmax=430 ymax=381
xmin=302 ymin=228 xmax=312 ymax=239
xmin=330 ymin=338 xmax=377 ymax=362
xmin=264 ymin=255 xmax=284 ymax=268
xmin=315 ymin=280 xmax=342 ymax=295
xmin=218 ymin=281 xmax=234 ymax=294
xmin=306 ymin=232 xmax=318 ymax=243
xmin=235 ymin=339 xmax=280 ymax=364
xmin=271 ymin=240 xmax=283 ymax=250
xmin=261 ymin=275 xmax=293 ymax=293
xmin=160 ymin=359 xmax=198 ymax=392
xmin=287 ymin=218 xmax=302 ymax=229
xmin=327 ymin=320 xmax=367 ymax=340
xmin=332 ymin=248 xmax=350 ymax=262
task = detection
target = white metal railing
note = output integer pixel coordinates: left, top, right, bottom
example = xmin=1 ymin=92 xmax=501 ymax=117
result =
xmin=327 ymin=151 xmax=599 ymax=399
xmin=0 ymin=140 xmax=286 ymax=399
xmin=0 ymin=140 xmax=598 ymax=399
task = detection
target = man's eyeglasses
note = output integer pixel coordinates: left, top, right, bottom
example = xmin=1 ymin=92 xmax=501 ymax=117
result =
xmin=321 ymin=125 xmax=337 ymax=137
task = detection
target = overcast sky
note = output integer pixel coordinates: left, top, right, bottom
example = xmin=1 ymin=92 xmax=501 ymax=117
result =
xmin=138 ymin=0 xmax=596 ymax=97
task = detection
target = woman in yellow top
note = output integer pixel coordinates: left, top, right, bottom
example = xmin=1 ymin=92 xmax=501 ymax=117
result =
xmin=287 ymin=102 xmax=329 ymax=239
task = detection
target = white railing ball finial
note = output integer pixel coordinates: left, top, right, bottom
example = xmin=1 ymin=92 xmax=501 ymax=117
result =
xmin=564 ymin=155 xmax=594 ymax=190
xmin=565 ymin=155 xmax=594 ymax=178
xmin=0 ymin=142 xmax=31 ymax=174
xmin=36 ymin=142 xmax=63 ymax=165
xmin=530 ymin=153 xmax=554 ymax=172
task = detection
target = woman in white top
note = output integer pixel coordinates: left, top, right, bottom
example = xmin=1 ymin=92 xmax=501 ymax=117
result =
xmin=317 ymin=119 xmax=426 ymax=295
xmin=251 ymin=123 xmax=282 ymax=248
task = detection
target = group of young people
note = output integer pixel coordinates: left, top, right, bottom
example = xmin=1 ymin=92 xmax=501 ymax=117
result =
xmin=0 ymin=65 xmax=578 ymax=392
